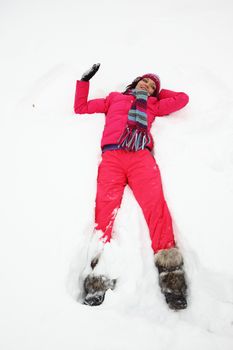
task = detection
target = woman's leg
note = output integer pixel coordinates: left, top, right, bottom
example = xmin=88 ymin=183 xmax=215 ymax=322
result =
xmin=95 ymin=151 xmax=127 ymax=242
xmin=127 ymin=150 xmax=187 ymax=310
xmin=83 ymin=151 xmax=126 ymax=306
xmin=127 ymin=150 xmax=175 ymax=253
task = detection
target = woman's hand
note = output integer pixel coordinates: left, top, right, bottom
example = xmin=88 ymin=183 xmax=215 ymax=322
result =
xmin=81 ymin=63 xmax=100 ymax=81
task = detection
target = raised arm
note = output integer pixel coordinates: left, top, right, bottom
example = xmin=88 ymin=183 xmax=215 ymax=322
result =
xmin=74 ymin=63 xmax=110 ymax=114
xmin=74 ymin=80 xmax=109 ymax=114
xmin=155 ymin=89 xmax=189 ymax=116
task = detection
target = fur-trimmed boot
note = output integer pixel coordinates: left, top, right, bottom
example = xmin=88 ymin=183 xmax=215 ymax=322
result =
xmin=154 ymin=248 xmax=188 ymax=310
xmin=83 ymin=256 xmax=117 ymax=306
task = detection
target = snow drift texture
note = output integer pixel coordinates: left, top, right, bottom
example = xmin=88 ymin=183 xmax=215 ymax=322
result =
xmin=1 ymin=0 xmax=233 ymax=349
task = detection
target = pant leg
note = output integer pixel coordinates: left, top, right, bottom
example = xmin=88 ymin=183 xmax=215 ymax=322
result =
xmin=127 ymin=150 xmax=175 ymax=253
xmin=95 ymin=151 xmax=127 ymax=242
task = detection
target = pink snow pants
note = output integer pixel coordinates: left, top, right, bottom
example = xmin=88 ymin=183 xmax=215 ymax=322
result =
xmin=95 ymin=150 xmax=175 ymax=253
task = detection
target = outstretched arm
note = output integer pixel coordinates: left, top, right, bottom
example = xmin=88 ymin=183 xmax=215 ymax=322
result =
xmin=74 ymin=63 xmax=110 ymax=114
xmin=74 ymin=80 xmax=110 ymax=114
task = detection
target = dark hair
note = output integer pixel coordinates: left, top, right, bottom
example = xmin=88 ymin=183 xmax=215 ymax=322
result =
xmin=123 ymin=76 xmax=158 ymax=97
xmin=123 ymin=77 xmax=142 ymax=95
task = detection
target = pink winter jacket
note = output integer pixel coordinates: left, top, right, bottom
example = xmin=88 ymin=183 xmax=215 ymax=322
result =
xmin=74 ymin=80 xmax=189 ymax=151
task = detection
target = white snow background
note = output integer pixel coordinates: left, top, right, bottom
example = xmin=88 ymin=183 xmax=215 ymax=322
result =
xmin=1 ymin=0 xmax=233 ymax=349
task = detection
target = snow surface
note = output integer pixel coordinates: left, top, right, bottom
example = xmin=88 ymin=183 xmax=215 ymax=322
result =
xmin=1 ymin=0 xmax=233 ymax=349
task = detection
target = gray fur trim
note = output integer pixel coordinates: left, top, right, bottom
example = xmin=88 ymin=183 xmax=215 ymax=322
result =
xmin=154 ymin=248 xmax=183 ymax=269
xmin=84 ymin=275 xmax=116 ymax=294
xmin=158 ymin=269 xmax=187 ymax=295
xmin=83 ymin=275 xmax=116 ymax=306
xmin=159 ymin=269 xmax=184 ymax=277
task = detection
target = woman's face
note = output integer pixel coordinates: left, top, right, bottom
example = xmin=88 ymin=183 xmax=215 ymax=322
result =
xmin=135 ymin=77 xmax=156 ymax=96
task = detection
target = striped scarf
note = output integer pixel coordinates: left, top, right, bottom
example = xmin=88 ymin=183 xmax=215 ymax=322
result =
xmin=118 ymin=89 xmax=150 ymax=151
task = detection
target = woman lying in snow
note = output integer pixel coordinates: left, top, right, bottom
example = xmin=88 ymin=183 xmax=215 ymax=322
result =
xmin=74 ymin=63 xmax=189 ymax=310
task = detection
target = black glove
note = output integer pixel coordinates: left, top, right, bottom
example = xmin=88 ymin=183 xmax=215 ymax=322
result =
xmin=81 ymin=63 xmax=100 ymax=81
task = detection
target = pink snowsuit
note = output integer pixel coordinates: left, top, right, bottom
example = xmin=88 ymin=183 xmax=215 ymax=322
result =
xmin=74 ymin=80 xmax=189 ymax=253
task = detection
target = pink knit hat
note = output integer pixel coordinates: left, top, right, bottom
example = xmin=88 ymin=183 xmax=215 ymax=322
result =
xmin=141 ymin=73 xmax=161 ymax=97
